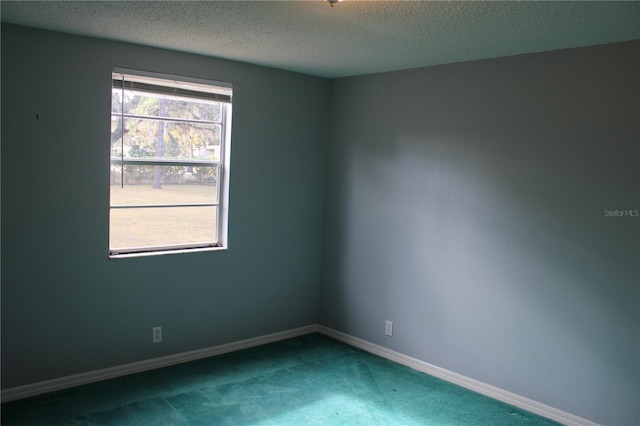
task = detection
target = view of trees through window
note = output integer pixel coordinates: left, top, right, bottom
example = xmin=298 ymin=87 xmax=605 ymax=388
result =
xmin=109 ymin=72 xmax=231 ymax=254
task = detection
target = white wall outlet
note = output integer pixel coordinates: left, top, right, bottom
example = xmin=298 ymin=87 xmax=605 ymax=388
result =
xmin=385 ymin=320 xmax=393 ymax=336
xmin=152 ymin=326 xmax=162 ymax=343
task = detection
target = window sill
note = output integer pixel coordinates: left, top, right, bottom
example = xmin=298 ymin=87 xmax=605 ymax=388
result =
xmin=109 ymin=245 xmax=227 ymax=259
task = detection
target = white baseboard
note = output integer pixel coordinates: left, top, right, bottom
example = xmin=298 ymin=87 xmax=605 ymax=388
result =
xmin=1 ymin=323 xmax=600 ymax=426
xmin=1 ymin=324 xmax=319 ymax=403
xmin=317 ymin=325 xmax=599 ymax=426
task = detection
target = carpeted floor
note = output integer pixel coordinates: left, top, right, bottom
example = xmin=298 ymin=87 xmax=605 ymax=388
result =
xmin=1 ymin=333 xmax=560 ymax=425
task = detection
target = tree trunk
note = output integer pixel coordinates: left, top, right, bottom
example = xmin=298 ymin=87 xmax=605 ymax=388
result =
xmin=153 ymin=98 xmax=166 ymax=189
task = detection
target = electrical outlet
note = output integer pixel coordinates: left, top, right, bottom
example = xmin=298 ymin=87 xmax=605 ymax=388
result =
xmin=153 ymin=326 xmax=162 ymax=343
xmin=385 ymin=320 xmax=393 ymax=336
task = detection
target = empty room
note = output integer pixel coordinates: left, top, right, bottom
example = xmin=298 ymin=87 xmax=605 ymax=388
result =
xmin=1 ymin=1 xmax=638 ymax=425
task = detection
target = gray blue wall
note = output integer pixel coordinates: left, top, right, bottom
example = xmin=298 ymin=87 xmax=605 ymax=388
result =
xmin=321 ymin=41 xmax=639 ymax=425
xmin=1 ymin=24 xmax=328 ymax=388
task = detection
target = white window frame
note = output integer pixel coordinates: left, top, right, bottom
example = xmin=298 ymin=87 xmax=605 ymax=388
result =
xmin=109 ymin=68 xmax=232 ymax=258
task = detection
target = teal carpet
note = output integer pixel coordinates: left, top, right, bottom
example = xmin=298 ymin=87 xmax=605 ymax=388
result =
xmin=1 ymin=334 xmax=560 ymax=425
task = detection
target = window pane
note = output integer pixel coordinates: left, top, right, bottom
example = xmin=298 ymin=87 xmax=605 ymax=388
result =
xmin=111 ymin=89 xmax=123 ymax=114
xmin=124 ymin=91 xmax=158 ymax=117
xmin=109 ymin=206 xmax=218 ymax=251
xmin=115 ymin=118 xmax=220 ymax=161
xmin=112 ymin=89 xmax=222 ymax=123
xmin=164 ymin=122 xmax=221 ymax=161
xmin=110 ymin=116 xmax=124 ymax=157
xmin=163 ymin=97 xmax=222 ymax=123
xmin=110 ymin=165 xmax=219 ymax=205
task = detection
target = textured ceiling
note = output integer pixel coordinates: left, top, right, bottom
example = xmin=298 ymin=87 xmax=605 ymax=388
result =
xmin=1 ymin=1 xmax=639 ymax=78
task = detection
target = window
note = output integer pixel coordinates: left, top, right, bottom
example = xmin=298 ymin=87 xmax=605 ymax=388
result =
xmin=109 ymin=69 xmax=232 ymax=257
